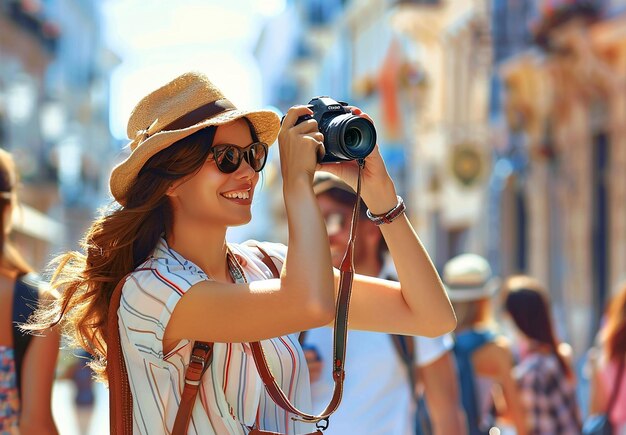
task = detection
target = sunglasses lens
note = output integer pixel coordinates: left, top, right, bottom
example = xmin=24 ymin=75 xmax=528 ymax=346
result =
xmin=248 ymin=143 xmax=267 ymax=172
xmin=215 ymin=146 xmax=241 ymax=173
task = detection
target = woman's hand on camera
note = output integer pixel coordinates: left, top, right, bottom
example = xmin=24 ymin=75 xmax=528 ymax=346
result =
xmin=278 ymin=106 xmax=325 ymax=188
xmin=316 ymin=107 xmax=398 ymax=214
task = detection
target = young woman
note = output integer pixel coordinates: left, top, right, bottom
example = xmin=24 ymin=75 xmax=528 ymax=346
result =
xmin=0 ymin=149 xmax=59 ymax=434
xmin=588 ymin=284 xmax=626 ymax=433
xmin=503 ymin=275 xmax=580 ymax=435
xmin=30 ymin=72 xmax=455 ymax=434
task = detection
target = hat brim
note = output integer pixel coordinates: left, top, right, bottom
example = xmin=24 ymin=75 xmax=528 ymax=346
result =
xmin=110 ymin=109 xmax=280 ymax=205
xmin=445 ymin=277 xmax=501 ymax=302
xmin=312 ymin=172 xmax=355 ymax=196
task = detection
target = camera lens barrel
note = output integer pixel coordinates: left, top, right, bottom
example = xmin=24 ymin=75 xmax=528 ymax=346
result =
xmin=321 ymin=113 xmax=376 ymax=162
xmin=291 ymin=97 xmax=378 ymax=163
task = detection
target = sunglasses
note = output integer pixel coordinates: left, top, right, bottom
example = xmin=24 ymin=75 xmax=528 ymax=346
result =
xmin=210 ymin=142 xmax=268 ymax=174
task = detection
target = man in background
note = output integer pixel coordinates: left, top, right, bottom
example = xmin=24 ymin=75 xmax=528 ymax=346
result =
xmin=302 ymin=173 xmax=467 ymax=435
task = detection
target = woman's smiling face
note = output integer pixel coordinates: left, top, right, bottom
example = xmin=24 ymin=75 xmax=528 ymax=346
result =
xmin=167 ymin=118 xmax=260 ymax=228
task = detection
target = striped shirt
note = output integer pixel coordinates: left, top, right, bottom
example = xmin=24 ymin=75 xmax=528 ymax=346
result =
xmin=118 ymin=238 xmax=312 ymax=434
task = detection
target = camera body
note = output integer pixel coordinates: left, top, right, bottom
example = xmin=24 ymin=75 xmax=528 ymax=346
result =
xmin=296 ymin=96 xmax=377 ymax=163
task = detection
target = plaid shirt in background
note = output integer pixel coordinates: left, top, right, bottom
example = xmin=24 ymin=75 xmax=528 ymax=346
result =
xmin=515 ymin=352 xmax=581 ymax=435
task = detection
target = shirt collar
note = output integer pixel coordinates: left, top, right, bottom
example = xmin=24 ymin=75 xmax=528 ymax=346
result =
xmin=150 ymin=237 xmax=208 ymax=279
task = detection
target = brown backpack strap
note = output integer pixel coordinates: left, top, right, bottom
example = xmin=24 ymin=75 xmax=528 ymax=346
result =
xmin=172 ymin=341 xmax=213 ymax=434
xmin=255 ymin=245 xmax=280 ymax=278
xmin=107 ymin=269 xmax=151 ymax=435
xmin=107 ymin=268 xmax=213 ymax=435
xmin=298 ymin=330 xmax=308 ymax=346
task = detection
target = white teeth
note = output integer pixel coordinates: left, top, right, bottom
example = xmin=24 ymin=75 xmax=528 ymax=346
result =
xmin=224 ymin=191 xmax=249 ymax=199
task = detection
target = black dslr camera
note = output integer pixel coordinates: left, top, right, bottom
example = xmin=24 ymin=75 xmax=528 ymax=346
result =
xmin=295 ymin=97 xmax=377 ymax=163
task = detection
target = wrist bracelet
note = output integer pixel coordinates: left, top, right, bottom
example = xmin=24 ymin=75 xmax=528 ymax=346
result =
xmin=366 ymin=195 xmax=406 ymax=226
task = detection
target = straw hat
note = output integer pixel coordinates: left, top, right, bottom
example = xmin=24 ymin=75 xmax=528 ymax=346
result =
xmin=443 ymin=254 xmax=501 ymax=302
xmin=109 ymin=72 xmax=281 ymax=205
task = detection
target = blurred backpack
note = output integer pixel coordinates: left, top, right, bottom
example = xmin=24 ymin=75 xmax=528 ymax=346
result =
xmin=453 ymin=329 xmax=496 ymax=435
xmin=11 ymin=273 xmax=41 ymax=397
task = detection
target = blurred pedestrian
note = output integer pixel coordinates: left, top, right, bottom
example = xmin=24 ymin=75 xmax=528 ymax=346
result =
xmin=443 ymin=254 xmax=528 ymax=435
xmin=62 ymin=349 xmax=96 ymax=434
xmin=27 ymin=72 xmax=455 ymax=434
xmin=587 ymin=284 xmax=626 ymax=434
xmin=503 ymin=275 xmax=581 ymax=434
xmin=0 ymin=148 xmax=59 ymax=434
xmin=302 ymin=173 xmax=466 ymax=435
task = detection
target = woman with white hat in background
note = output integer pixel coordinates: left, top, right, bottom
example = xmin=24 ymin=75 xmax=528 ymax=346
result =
xmin=28 ymin=72 xmax=456 ymax=434
xmin=443 ymin=254 xmax=528 ymax=435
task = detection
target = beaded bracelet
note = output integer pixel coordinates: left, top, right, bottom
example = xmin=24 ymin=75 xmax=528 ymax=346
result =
xmin=366 ymin=195 xmax=406 ymax=226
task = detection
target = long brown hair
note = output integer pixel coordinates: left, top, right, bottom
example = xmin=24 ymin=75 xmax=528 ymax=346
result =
xmin=0 ymin=148 xmax=33 ymax=276
xmin=503 ymin=275 xmax=573 ymax=378
xmin=602 ymin=284 xmax=626 ymax=362
xmin=28 ymin=126 xmax=225 ymax=381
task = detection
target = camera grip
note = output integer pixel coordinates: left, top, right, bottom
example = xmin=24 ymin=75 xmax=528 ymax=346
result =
xmin=294 ymin=113 xmax=313 ymax=126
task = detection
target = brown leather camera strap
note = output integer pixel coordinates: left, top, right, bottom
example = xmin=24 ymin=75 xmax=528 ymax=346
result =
xmin=107 ymin=268 xmax=152 ymax=435
xmin=249 ymin=161 xmax=364 ymax=427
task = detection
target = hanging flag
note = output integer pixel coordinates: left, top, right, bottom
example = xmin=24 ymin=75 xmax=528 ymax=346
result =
xmin=377 ymin=38 xmax=403 ymax=141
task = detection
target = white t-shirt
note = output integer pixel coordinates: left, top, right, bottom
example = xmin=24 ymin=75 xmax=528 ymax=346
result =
xmin=118 ymin=238 xmax=313 ymax=434
xmin=303 ymin=258 xmax=453 ymax=435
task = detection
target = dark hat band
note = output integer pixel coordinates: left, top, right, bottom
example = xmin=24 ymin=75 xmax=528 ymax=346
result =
xmin=162 ymin=98 xmax=237 ymax=132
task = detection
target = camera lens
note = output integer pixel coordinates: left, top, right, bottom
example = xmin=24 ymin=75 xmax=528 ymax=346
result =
xmin=323 ymin=114 xmax=376 ymax=161
xmin=339 ymin=116 xmax=375 ymax=159
xmin=344 ymin=127 xmax=362 ymax=149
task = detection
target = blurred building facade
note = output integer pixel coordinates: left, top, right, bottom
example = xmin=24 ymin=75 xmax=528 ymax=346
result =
xmin=0 ymin=0 xmax=117 ymax=270
xmin=495 ymin=0 xmax=626 ymax=352
xmin=389 ymin=0 xmax=493 ymax=268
